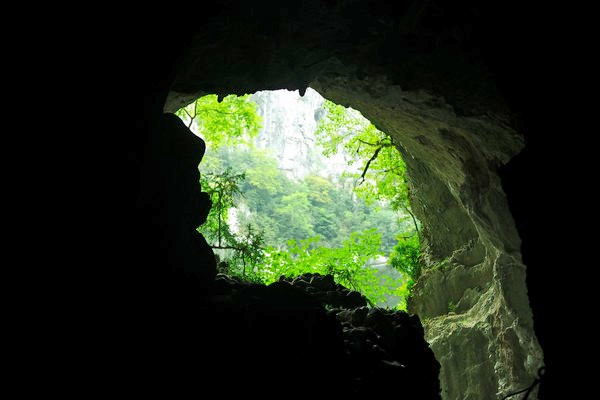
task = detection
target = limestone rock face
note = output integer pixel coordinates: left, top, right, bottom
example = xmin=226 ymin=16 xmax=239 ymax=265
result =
xmin=250 ymin=88 xmax=354 ymax=181
xmin=309 ymin=76 xmax=544 ymax=399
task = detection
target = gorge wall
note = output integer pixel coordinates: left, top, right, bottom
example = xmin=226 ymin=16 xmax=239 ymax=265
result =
xmin=252 ymin=88 xmax=335 ymax=181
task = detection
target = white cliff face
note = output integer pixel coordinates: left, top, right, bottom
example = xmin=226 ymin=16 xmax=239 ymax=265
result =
xmin=250 ymin=88 xmax=356 ymax=181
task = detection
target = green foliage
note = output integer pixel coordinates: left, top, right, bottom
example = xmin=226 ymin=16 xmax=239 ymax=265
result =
xmin=389 ymin=233 xmax=422 ymax=291
xmin=277 ymin=192 xmax=316 ymax=242
xmin=227 ymin=224 xmax=266 ymax=279
xmin=199 ymin=167 xmax=246 ymax=247
xmin=198 ymin=167 xmax=266 ymax=278
xmin=448 ymin=300 xmax=458 ymax=313
xmin=315 ymin=99 xmax=424 ymax=304
xmin=315 ymin=100 xmax=414 ymax=220
xmin=173 ymin=93 xmax=267 ymax=278
xmin=305 ymin=175 xmax=334 ymax=205
xmin=199 ymin=145 xmax=400 ymax=253
xmin=175 ymin=92 xmax=423 ymax=310
xmin=258 ymin=229 xmax=404 ymax=306
xmin=175 ymin=94 xmax=262 ymax=149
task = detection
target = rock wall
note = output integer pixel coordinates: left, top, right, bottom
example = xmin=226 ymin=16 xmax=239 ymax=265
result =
xmin=310 ymin=75 xmax=544 ymax=399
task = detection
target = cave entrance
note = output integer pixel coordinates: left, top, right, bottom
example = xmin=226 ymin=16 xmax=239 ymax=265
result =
xmin=174 ymin=87 xmax=421 ymax=310
xmin=154 ymin=2 xmax=547 ymax=394
xmin=167 ymin=72 xmax=543 ymax=397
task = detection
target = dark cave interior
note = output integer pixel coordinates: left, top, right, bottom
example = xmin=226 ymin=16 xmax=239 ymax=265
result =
xmin=94 ymin=1 xmax=578 ymax=398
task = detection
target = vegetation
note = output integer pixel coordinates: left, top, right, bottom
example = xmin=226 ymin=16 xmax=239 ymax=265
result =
xmin=314 ymin=100 xmax=423 ymax=290
xmin=261 ymin=232 xmax=408 ymax=307
xmin=175 ymin=92 xmax=423 ymax=309
xmin=175 ymin=93 xmax=262 ymax=149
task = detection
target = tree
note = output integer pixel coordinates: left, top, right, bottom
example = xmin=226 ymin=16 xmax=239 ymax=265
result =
xmin=198 ymin=167 xmax=265 ymax=277
xmin=175 ymin=93 xmax=417 ymax=308
xmin=199 ymin=167 xmax=245 ymax=248
xmin=314 ymin=99 xmax=419 ymax=233
xmin=175 ymin=94 xmax=262 ymax=149
xmin=305 ymin=175 xmax=334 ymax=205
xmin=241 ymin=149 xmax=284 ymax=195
xmin=389 ymin=233 xmax=422 ymax=290
xmin=276 ymin=192 xmax=316 ymax=242
xmin=315 ymin=99 xmax=424 ymax=298
xmin=259 ymin=228 xmax=405 ymax=306
xmin=176 ymin=93 xmax=266 ymax=277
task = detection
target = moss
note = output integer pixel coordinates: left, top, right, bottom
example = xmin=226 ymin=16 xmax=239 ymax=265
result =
xmin=430 ymin=257 xmax=453 ymax=272
xmin=447 ymin=300 xmax=458 ymax=313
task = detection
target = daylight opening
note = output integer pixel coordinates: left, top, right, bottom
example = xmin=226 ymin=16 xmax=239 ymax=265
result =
xmin=175 ymin=88 xmax=422 ymax=310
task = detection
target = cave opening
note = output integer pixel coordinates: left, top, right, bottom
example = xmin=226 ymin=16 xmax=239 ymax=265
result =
xmin=174 ymin=87 xmax=421 ymax=310
xmin=88 ymin=1 xmax=588 ymax=398
xmin=155 ymin=85 xmax=444 ymax=398
xmin=123 ymin=3 xmax=554 ymax=397
xmin=160 ymin=71 xmax=544 ymax=397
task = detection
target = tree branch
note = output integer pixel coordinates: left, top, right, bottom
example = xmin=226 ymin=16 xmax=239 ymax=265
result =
xmin=356 ymin=138 xmax=392 ymax=147
xmin=211 ymin=245 xmax=243 ymax=250
xmin=381 ymin=166 xmax=403 ymax=174
xmin=397 ymin=232 xmax=416 ymax=240
xmin=182 ymin=107 xmax=196 ymax=129
xmin=199 ymin=108 xmax=240 ymax=115
xmin=400 ymin=204 xmax=420 ymax=234
xmin=357 ymin=138 xmax=380 ymax=147
xmin=358 ymin=146 xmax=384 ymax=184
